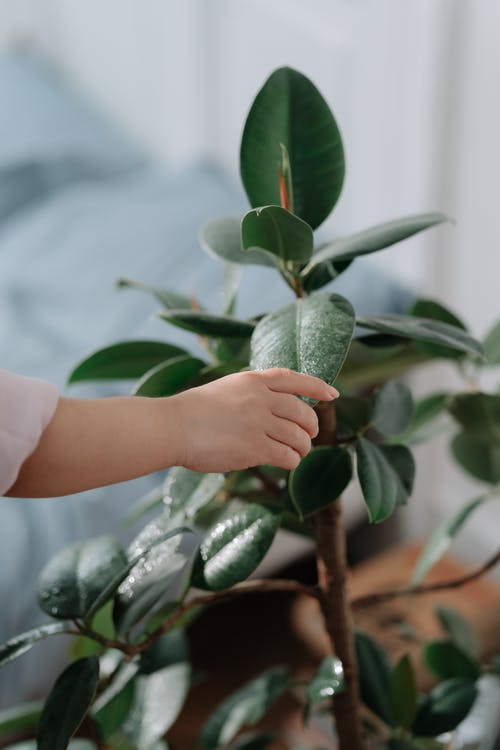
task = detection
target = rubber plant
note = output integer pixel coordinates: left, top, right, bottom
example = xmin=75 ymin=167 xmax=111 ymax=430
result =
xmin=1 ymin=67 xmax=500 ymax=750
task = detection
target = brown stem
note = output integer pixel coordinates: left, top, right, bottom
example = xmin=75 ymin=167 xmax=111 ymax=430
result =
xmin=249 ymin=466 xmax=283 ymax=496
xmin=351 ymin=548 xmax=500 ymax=609
xmin=312 ymin=401 xmax=365 ymax=750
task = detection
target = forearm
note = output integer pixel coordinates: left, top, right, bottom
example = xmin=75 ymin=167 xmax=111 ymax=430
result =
xmin=7 ymin=395 xmax=182 ymax=498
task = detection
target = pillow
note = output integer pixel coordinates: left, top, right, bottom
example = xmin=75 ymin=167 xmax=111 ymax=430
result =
xmin=0 ymin=52 xmax=143 ymax=223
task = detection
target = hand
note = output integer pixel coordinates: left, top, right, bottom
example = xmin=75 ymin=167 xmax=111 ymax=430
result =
xmin=171 ymin=368 xmax=339 ymax=473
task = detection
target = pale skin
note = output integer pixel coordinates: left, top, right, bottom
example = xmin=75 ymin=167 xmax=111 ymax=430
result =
xmin=7 ymin=368 xmax=339 ymax=498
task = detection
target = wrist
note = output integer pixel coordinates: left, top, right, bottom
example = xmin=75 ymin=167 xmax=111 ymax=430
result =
xmin=160 ymin=393 xmax=188 ymax=468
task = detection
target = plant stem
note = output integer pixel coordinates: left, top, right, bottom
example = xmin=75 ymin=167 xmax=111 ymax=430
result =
xmin=312 ymin=400 xmax=365 ymax=750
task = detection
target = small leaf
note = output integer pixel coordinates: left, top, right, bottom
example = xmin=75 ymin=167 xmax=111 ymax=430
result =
xmin=163 ymin=467 xmax=225 ymax=520
xmin=357 ymin=314 xmax=484 ymax=360
xmin=133 ymin=355 xmax=205 ymax=397
xmin=411 ymin=678 xmax=477 ymax=737
xmin=393 ymin=392 xmax=449 ymax=445
xmin=93 ymin=679 xmax=135 ymax=742
xmin=389 ymin=655 xmax=418 ymax=729
xmin=423 ymin=641 xmax=480 ymax=681
xmin=158 ymin=309 xmax=255 ymax=338
xmin=117 ymin=278 xmax=195 ymax=309
xmin=200 ymin=216 xmax=277 ymax=267
xmin=289 ymin=446 xmax=352 ymax=518
xmin=37 ymin=657 xmax=99 ymax=750
xmin=68 ymin=341 xmax=188 ymax=384
xmin=356 ymin=439 xmax=415 ymax=523
xmin=435 ymin=605 xmax=479 ymax=660
xmin=241 ymin=205 xmax=313 ymax=264
xmin=306 ymin=656 xmax=345 ymax=703
xmin=410 ymin=298 xmax=467 ymax=360
xmin=194 ymin=504 xmax=280 ymax=591
xmin=451 ymin=432 xmax=500 ymax=484
xmin=484 ymin=319 xmax=500 ymax=364
xmin=354 ymin=630 xmax=393 ymax=724
xmin=412 ymin=495 xmax=491 ymax=583
xmin=200 ymin=667 xmax=289 ymax=750
xmin=335 ymin=396 xmax=371 ymax=436
xmin=38 ymin=536 xmax=128 ymax=620
xmin=221 ymin=262 xmax=244 ymax=315
xmin=372 ymin=380 xmax=414 ymax=436
xmin=448 ymin=392 xmax=500 ymax=442
xmin=0 ymin=622 xmax=71 ymax=668
xmin=0 ymin=701 xmax=43 ymax=736
xmin=139 ymin=630 xmax=188 ymax=675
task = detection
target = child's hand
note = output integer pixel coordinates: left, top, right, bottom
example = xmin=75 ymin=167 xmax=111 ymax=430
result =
xmin=171 ymin=368 xmax=339 ymax=473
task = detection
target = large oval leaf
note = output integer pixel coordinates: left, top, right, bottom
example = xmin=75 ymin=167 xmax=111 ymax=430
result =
xmin=389 ymin=655 xmax=418 ymax=730
xmin=38 ymin=536 xmax=128 ymax=620
xmin=451 ymin=432 xmax=500 ymax=484
xmin=194 ymin=504 xmax=280 ymax=591
xmin=372 ymin=380 xmax=414 ymax=436
xmin=448 ymin=392 xmax=500 ymax=441
xmin=435 ymin=605 xmax=479 ymax=661
xmin=200 ymin=667 xmax=289 ymax=750
xmin=410 ymin=298 xmax=467 ymax=360
xmin=240 ymin=67 xmax=344 ymax=230
xmin=393 ymin=392 xmax=450 ymax=446
xmin=423 ymin=641 xmax=480 ymax=681
xmin=133 ymin=355 xmax=206 ymax=397
xmin=241 ymin=205 xmax=313 ymax=264
xmin=163 ymin=467 xmax=225 ymax=520
xmin=411 ymin=678 xmax=477 ymax=737
xmin=250 ymin=293 xmax=355 ymax=397
xmin=354 ymin=630 xmax=393 ymax=725
xmin=37 ymin=657 xmax=99 ymax=750
xmin=68 ymin=341 xmax=188 ymax=384
xmin=117 ymin=277 xmax=195 ymax=310
xmin=289 ymin=446 xmax=352 ymax=518
xmin=356 ymin=314 xmax=484 ymax=360
xmin=306 ymin=656 xmax=345 ymax=704
xmin=158 ymin=309 xmax=255 ymax=338
xmin=356 ymin=439 xmax=415 ymax=523
xmin=200 ymin=216 xmax=277 ymax=267
xmin=0 ymin=622 xmax=71 ymax=668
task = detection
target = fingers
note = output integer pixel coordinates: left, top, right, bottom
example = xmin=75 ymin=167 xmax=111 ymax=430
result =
xmin=263 ymin=436 xmax=302 ymax=471
xmin=269 ymin=392 xmax=319 ymax=437
xmin=267 ymin=417 xmax=312 ymax=459
xmin=259 ymin=368 xmax=339 ymax=401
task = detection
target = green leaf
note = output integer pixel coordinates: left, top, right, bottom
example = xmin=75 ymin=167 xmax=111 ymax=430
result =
xmin=451 ymin=432 xmax=500 ymax=484
xmin=302 ymin=213 xmax=447 ymax=278
xmin=356 ymin=314 xmax=484 ymax=360
xmin=335 ymin=396 xmax=371 ymax=436
xmin=139 ymin=629 xmax=188 ymax=675
xmin=410 ymin=298 xmax=467 ymax=360
xmin=0 ymin=622 xmax=71 ymax=668
xmin=356 ymin=439 xmax=415 ymax=523
xmin=412 ymin=495 xmax=491 ymax=583
xmin=372 ymin=380 xmax=414 ymax=436
xmin=133 ymin=355 xmax=206 ymax=397
xmin=389 ymin=655 xmax=418 ymax=729
xmin=250 ymin=293 xmax=355 ymax=400
xmin=241 ymin=205 xmax=313 ymax=264
xmin=240 ymin=67 xmax=344 ymax=230
xmin=200 ymin=216 xmax=277 ymax=267
xmin=194 ymin=504 xmax=280 ymax=591
xmin=411 ymin=678 xmax=477 ymax=737
xmin=385 ymin=741 xmax=419 ymax=750
xmin=158 ymin=309 xmax=255 ymax=338
xmin=435 ymin=605 xmax=479 ymax=660
xmin=228 ymin=733 xmax=277 ymax=750
xmin=354 ymin=630 xmax=393 ymax=724
xmin=221 ymin=262 xmax=244 ymax=315
xmin=423 ymin=641 xmax=480 ymax=681
xmin=306 ymin=656 xmax=345 ymax=703
xmin=163 ymin=467 xmax=225 ymax=520
xmin=93 ymin=679 xmax=135 ymax=742
xmin=448 ymin=392 xmax=500 ymax=441
xmin=113 ymin=514 xmax=188 ymax=635
xmin=393 ymin=392 xmax=450 ymax=445
xmin=124 ymin=484 xmax=164 ymax=527
xmin=289 ymin=446 xmax=352 ymax=518
xmin=7 ymin=743 xmax=96 ymax=750
xmin=117 ymin=277 xmax=195 ymax=310
xmin=200 ymin=667 xmax=289 ymax=750
xmin=38 ymin=536 xmax=128 ymax=620
xmin=68 ymin=341 xmax=188 ymax=384
xmin=37 ymin=657 xmax=100 ymax=750
xmin=0 ymin=701 xmax=43 ymax=736
xmin=484 ymin=319 xmax=500 ymax=365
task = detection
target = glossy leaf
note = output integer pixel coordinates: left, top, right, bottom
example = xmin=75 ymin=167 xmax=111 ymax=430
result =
xmin=356 ymin=439 xmax=415 ymax=523
xmin=389 ymin=655 xmax=418 ymax=729
xmin=93 ymin=679 xmax=135 ymax=742
xmin=410 ymin=298 xmax=467 ymax=360
xmin=356 ymin=314 xmax=484 ymax=360
xmin=372 ymin=380 xmax=414 ymax=436
xmin=435 ymin=605 xmax=479 ymax=660
xmin=0 ymin=622 xmax=71 ymax=668
xmin=335 ymin=396 xmax=371 ymax=436
xmin=200 ymin=216 xmax=277 ymax=267
xmin=302 ymin=213 xmax=447 ymax=278
xmin=38 ymin=536 xmax=128 ymax=620
xmin=37 ymin=657 xmax=99 ymax=750
xmin=448 ymin=392 xmax=500 ymax=441
xmin=484 ymin=319 xmax=500 ymax=365
xmin=200 ymin=667 xmax=289 ymax=750
xmin=163 ymin=467 xmax=225 ymax=520
xmin=0 ymin=701 xmax=43 ymax=736
xmin=423 ymin=640 xmax=480 ymax=681
xmin=194 ymin=504 xmax=280 ymax=591
xmin=411 ymin=678 xmax=477 ymax=737
xmin=117 ymin=277 xmax=194 ymax=310
xmin=451 ymin=432 xmax=500 ymax=484
xmin=133 ymin=355 xmax=205 ymax=397
xmin=221 ymin=262 xmax=244 ymax=315
xmin=306 ymin=656 xmax=345 ymax=703
xmin=289 ymin=446 xmax=352 ymax=518
xmin=240 ymin=67 xmax=344 ymax=230
xmin=393 ymin=392 xmax=450 ymax=445
xmin=354 ymin=630 xmax=393 ymax=724
xmin=158 ymin=309 xmax=255 ymax=338
xmin=241 ymin=205 xmax=313 ymax=264
xmin=68 ymin=341 xmax=188 ymax=384
xmin=250 ymin=293 xmax=355 ymax=399
xmin=412 ymin=495 xmax=491 ymax=583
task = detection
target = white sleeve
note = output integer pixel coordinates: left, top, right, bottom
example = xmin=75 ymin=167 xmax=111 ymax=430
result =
xmin=0 ymin=369 xmax=59 ymax=496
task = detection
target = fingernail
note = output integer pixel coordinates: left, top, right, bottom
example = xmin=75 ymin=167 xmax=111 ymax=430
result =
xmin=327 ymin=386 xmax=339 ymax=398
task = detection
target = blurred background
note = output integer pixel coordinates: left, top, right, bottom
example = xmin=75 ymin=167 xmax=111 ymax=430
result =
xmin=0 ymin=0 xmax=499 ymax=708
